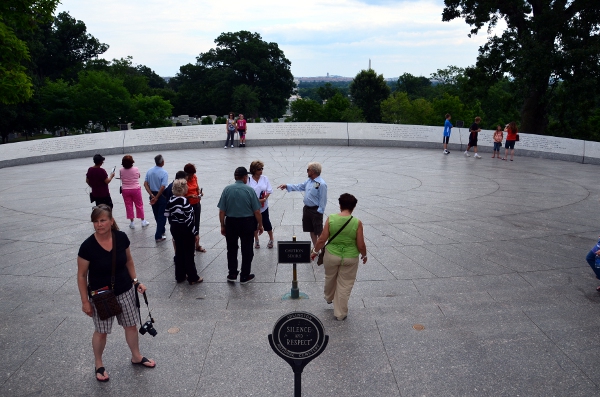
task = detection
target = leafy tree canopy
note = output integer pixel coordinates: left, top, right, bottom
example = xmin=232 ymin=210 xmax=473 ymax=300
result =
xmin=173 ymin=31 xmax=295 ymax=119
xmin=0 ymin=0 xmax=59 ymax=104
xmin=442 ymin=0 xmax=600 ymax=134
xmin=350 ymin=69 xmax=391 ymax=123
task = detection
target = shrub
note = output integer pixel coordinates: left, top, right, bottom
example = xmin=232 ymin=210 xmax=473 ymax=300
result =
xmin=273 ymin=118 xmax=279 ymax=122
xmin=254 ymin=117 xmax=261 ymax=123
xmin=201 ymin=117 xmax=213 ymax=125
xmin=214 ymin=116 xmax=227 ymax=124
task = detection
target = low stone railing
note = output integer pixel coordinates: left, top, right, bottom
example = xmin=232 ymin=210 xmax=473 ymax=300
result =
xmin=1 ymin=123 xmax=597 ymax=168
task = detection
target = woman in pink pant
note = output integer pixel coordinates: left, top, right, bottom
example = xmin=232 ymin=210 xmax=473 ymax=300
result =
xmin=120 ymin=155 xmax=149 ymax=229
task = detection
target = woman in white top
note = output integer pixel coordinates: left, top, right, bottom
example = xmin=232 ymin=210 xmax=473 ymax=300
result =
xmin=247 ymin=160 xmax=274 ymax=248
xmin=224 ymin=112 xmax=236 ymax=148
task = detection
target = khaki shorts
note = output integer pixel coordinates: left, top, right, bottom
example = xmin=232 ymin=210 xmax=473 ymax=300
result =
xmin=91 ymin=286 xmax=139 ymax=334
xmin=302 ymin=206 xmax=323 ymax=235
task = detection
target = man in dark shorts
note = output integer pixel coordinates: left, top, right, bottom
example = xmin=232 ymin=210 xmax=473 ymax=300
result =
xmin=277 ymin=162 xmax=328 ymax=246
xmin=464 ymin=116 xmax=482 ymax=159
xmin=218 ymin=167 xmax=264 ymax=284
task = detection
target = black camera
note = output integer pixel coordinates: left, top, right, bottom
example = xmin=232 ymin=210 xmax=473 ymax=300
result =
xmin=139 ymin=319 xmax=157 ymax=337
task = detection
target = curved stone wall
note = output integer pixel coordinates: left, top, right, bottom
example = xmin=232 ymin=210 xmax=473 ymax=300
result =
xmin=1 ymin=123 xmax=598 ymax=168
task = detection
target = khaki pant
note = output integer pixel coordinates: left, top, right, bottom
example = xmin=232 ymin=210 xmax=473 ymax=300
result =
xmin=323 ymin=250 xmax=359 ymax=319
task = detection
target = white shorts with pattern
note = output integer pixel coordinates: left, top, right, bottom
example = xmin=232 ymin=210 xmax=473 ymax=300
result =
xmin=90 ymin=286 xmax=139 ymax=334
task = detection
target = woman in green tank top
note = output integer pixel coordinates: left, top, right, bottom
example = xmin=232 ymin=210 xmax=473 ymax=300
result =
xmin=310 ymin=193 xmax=367 ymax=321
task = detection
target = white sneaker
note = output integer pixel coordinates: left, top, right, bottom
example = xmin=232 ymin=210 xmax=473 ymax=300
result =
xmin=129 ymin=221 xmax=135 ymax=229
xmin=224 ymin=145 xmax=227 ymax=149
xmin=141 ymin=220 xmax=149 ymax=227
xmin=231 ymin=145 xmax=234 ymax=148
xmin=464 ymin=151 xmax=470 ymax=157
xmin=474 ymin=154 xmax=482 ymax=159
xmin=443 ymin=149 xmax=449 ymax=154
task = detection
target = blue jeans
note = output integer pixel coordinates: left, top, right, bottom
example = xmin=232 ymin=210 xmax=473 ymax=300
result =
xmin=150 ymin=194 xmax=167 ymax=240
xmin=585 ymin=250 xmax=600 ymax=280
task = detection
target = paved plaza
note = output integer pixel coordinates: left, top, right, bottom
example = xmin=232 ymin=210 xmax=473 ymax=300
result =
xmin=1 ymin=145 xmax=600 ymax=396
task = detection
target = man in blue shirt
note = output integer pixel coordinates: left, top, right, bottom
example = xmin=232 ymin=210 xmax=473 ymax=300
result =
xmin=278 ymin=162 xmax=328 ymax=246
xmin=443 ymin=113 xmax=452 ymax=155
xmin=143 ymin=154 xmax=169 ymax=242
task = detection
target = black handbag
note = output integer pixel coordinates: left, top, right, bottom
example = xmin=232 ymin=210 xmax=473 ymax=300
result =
xmin=317 ymin=216 xmax=353 ymax=266
xmin=90 ymin=232 xmax=123 ymax=320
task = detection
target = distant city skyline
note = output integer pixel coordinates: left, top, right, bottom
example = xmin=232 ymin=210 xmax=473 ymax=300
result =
xmin=56 ymin=0 xmax=505 ymax=79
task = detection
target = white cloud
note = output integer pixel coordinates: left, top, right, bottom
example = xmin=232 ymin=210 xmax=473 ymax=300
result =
xmin=56 ymin=0 xmax=505 ymax=78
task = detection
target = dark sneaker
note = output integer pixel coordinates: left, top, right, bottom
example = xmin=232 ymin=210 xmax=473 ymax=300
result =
xmin=227 ymin=275 xmax=237 ymax=283
xmin=240 ymin=274 xmax=255 ymax=284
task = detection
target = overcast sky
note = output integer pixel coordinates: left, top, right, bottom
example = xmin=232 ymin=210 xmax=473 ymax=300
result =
xmin=56 ymin=0 xmax=503 ymax=79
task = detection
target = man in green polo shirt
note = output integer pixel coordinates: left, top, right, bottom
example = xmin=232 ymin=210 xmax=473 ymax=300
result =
xmin=218 ymin=167 xmax=264 ymax=284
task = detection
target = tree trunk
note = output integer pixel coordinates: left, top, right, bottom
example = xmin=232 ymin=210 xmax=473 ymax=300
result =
xmin=520 ymin=85 xmax=549 ymax=135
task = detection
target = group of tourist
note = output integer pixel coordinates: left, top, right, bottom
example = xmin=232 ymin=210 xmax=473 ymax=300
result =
xmin=225 ymin=112 xmax=248 ymax=148
xmin=443 ymin=114 xmax=519 ymax=161
xmin=80 ymin=154 xmax=369 ymax=382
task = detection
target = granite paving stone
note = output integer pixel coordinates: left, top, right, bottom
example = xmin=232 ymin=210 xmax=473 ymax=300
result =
xmin=0 ymin=145 xmax=599 ymax=396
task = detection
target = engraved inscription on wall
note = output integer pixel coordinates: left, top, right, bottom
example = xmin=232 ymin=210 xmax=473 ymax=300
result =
xmin=127 ymin=127 xmax=221 ymax=144
xmin=24 ymin=135 xmax=111 ymax=153
xmin=366 ymin=124 xmax=438 ymax=140
xmin=517 ymin=135 xmax=571 ymax=152
xmin=258 ymin=123 xmax=339 ymax=138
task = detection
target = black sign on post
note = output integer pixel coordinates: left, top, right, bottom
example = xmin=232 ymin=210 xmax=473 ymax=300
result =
xmin=278 ymin=240 xmax=311 ymax=263
xmin=268 ymin=311 xmax=328 ymax=397
xmin=278 ymin=238 xmax=311 ymax=299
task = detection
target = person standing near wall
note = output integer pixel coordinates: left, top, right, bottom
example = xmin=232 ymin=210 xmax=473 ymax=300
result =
xmin=237 ymin=114 xmax=247 ymax=147
xmin=225 ymin=112 xmax=236 ymax=149
xmin=464 ymin=117 xmax=482 ymax=159
xmin=443 ymin=114 xmax=452 ymax=155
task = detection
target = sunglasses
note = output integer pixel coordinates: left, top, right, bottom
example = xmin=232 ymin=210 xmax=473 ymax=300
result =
xmin=257 ymin=168 xmax=263 ymax=171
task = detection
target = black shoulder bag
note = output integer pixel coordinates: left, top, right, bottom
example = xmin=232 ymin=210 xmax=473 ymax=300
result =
xmin=317 ymin=216 xmax=353 ymax=266
xmin=90 ymin=232 xmax=123 ymax=320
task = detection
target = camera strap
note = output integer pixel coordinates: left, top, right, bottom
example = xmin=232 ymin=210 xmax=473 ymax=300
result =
xmin=135 ymin=288 xmax=154 ymax=325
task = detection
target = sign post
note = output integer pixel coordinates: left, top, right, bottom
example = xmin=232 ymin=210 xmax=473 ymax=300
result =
xmin=268 ymin=311 xmax=328 ymax=397
xmin=278 ymin=237 xmax=311 ymax=300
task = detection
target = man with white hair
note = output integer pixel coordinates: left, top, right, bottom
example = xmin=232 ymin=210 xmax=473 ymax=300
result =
xmin=278 ymin=162 xmax=328 ymax=246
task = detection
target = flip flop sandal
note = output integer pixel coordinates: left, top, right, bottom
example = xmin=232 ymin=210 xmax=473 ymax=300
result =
xmin=255 ymin=241 xmax=260 ymax=249
xmin=96 ymin=367 xmax=109 ymax=382
xmin=267 ymin=240 xmax=274 ymax=249
xmin=195 ymin=246 xmax=207 ymax=253
xmin=131 ymin=357 xmax=156 ymax=368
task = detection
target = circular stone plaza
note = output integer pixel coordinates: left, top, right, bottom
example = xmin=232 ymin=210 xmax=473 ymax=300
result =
xmin=1 ymin=137 xmax=600 ymax=396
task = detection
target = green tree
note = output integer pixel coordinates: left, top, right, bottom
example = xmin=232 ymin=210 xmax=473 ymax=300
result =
xmin=396 ymin=73 xmax=432 ymax=99
xmin=0 ymin=0 xmax=60 ymax=104
xmin=381 ymin=92 xmax=435 ymax=125
xmin=350 ymin=69 xmax=391 ymax=123
xmin=175 ymin=31 xmax=295 ymax=118
xmin=130 ymin=95 xmax=172 ymax=128
xmin=30 ymin=11 xmax=108 ymax=82
xmin=432 ymin=93 xmax=473 ymax=126
xmin=442 ymin=0 xmax=600 ymax=135
xmin=232 ymin=84 xmax=260 ymax=118
xmin=317 ymin=83 xmax=341 ymax=102
xmin=381 ymin=92 xmax=411 ymax=124
xmin=73 ymin=70 xmax=131 ymax=131
xmin=290 ymin=99 xmax=323 ymax=122
xmin=322 ymin=93 xmax=347 ymax=122
xmin=39 ymin=79 xmax=76 ymax=133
